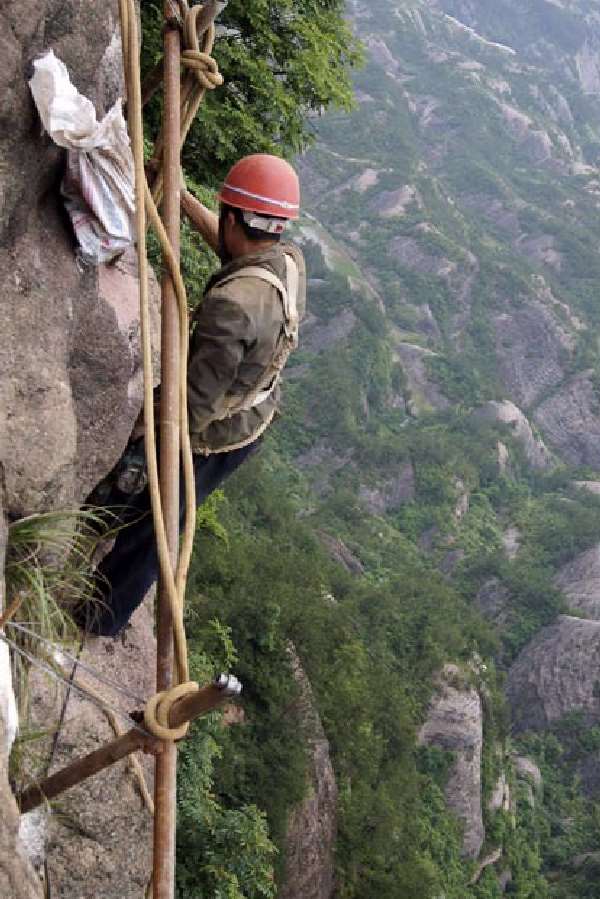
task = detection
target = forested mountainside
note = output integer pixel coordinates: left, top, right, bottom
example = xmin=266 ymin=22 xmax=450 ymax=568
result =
xmin=180 ymin=1 xmax=600 ymax=897
xmin=6 ymin=0 xmax=600 ymax=896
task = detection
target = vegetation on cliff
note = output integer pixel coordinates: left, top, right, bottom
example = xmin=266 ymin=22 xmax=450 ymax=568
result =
xmin=139 ymin=0 xmax=600 ymax=895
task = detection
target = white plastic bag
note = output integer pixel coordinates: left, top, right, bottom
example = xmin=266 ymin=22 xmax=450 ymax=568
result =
xmin=29 ymin=50 xmax=135 ymax=265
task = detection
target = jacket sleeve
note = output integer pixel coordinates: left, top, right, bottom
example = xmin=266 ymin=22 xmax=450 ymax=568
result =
xmin=187 ymin=291 xmax=255 ymax=434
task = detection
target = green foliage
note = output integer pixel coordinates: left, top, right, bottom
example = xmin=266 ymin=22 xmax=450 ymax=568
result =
xmin=182 ymin=454 xmax=501 ymax=895
xmin=136 ymin=0 xmax=600 ymax=894
xmin=196 ymin=489 xmax=228 ymax=543
xmin=141 ymin=0 xmax=363 ymax=188
xmin=4 ymin=510 xmax=106 ymax=710
xmin=177 ymin=719 xmax=277 ymax=899
xmin=515 ymin=726 xmax=600 ymax=897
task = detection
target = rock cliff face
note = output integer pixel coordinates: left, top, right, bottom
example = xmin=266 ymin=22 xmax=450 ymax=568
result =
xmin=534 ymin=373 xmax=600 ymax=469
xmin=492 ymin=303 xmax=573 ymax=410
xmin=280 ymin=649 xmax=338 ymax=899
xmin=419 ymin=665 xmax=484 ymax=859
xmin=358 ymin=462 xmax=415 ymax=515
xmin=318 ymin=532 xmax=365 ymax=576
xmin=25 ymin=604 xmax=155 ymax=898
xmin=507 ymin=616 xmax=600 ymax=733
xmin=393 ymin=342 xmax=450 ymax=413
xmin=555 ymin=543 xmax=600 ymax=618
xmin=474 ymin=401 xmax=552 ymax=471
xmin=0 ymin=1 xmax=159 ymax=893
xmin=0 ymin=1 xmax=156 ymax=516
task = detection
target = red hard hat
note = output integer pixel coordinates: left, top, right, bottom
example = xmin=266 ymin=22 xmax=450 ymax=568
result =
xmin=218 ymin=154 xmax=300 ymax=220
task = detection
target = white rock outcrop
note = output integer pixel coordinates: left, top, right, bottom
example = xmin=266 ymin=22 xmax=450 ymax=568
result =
xmin=280 ymin=648 xmax=337 ymax=899
xmin=474 ymin=401 xmax=551 ymax=470
xmin=419 ymin=665 xmax=484 ymax=859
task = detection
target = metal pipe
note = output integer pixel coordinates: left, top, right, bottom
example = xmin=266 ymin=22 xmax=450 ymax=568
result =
xmin=16 ymin=677 xmax=242 ymax=815
xmin=168 ymin=674 xmax=243 ymax=726
xmin=154 ymin=5 xmax=182 ymax=896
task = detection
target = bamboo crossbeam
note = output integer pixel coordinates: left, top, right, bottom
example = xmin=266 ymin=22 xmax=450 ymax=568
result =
xmin=17 ymin=677 xmax=241 ymax=815
xmin=18 ymin=729 xmax=154 ymax=814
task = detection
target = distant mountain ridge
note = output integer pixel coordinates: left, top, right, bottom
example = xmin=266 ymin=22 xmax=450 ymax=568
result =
xmin=279 ymin=1 xmax=600 ymax=893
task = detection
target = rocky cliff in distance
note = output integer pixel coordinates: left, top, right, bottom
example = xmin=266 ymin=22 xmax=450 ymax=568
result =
xmin=507 ymin=615 xmax=600 ymax=733
xmin=280 ymin=649 xmax=338 ymax=899
xmin=419 ymin=665 xmax=484 ymax=860
xmin=293 ymin=0 xmax=600 ymax=891
xmin=301 ymin=0 xmax=600 ymax=469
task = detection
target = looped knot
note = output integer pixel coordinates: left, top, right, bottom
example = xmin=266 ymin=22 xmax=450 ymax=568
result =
xmin=181 ymin=51 xmax=223 ymax=90
xmin=144 ymin=681 xmax=199 ymax=741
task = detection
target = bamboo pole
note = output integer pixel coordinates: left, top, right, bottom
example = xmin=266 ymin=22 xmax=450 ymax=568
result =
xmin=17 ymin=677 xmax=242 ymax=815
xmin=153 ymin=5 xmax=182 ymax=896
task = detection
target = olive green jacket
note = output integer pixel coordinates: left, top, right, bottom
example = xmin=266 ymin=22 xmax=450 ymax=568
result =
xmin=188 ymin=242 xmax=306 ymax=454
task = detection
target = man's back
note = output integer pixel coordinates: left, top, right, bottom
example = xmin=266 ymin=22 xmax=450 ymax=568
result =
xmin=188 ymin=241 xmax=306 ymax=454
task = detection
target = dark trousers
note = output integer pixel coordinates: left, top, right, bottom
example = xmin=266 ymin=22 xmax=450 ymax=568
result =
xmin=83 ymin=441 xmax=259 ymax=636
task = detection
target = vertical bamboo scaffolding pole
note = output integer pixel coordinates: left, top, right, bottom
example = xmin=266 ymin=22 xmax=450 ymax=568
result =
xmin=153 ymin=6 xmax=182 ymax=897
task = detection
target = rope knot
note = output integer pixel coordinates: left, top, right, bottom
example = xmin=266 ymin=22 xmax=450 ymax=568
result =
xmin=144 ymin=681 xmax=199 ymax=741
xmin=181 ymin=50 xmax=223 ymax=90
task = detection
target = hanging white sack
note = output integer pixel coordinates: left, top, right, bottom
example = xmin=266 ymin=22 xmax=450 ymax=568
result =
xmin=29 ymin=50 xmax=135 ymax=266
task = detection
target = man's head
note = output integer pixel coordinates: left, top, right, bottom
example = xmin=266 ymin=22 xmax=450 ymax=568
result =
xmin=217 ymin=154 xmax=300 ymax=264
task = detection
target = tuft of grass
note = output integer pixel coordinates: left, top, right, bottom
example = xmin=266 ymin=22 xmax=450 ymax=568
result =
xmin=8 ymin=724 xmax=57 ymax=793
xmin=4 ymin=508 xmax=109 ymax=716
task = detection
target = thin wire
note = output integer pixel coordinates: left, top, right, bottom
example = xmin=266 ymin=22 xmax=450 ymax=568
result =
xmin=6 ymin=622 xmax=146 ymax=706
xmin=46 ymin=635 xmax=82 ymax=777
xmin=0 ymin=632 xmax=151 ymax=738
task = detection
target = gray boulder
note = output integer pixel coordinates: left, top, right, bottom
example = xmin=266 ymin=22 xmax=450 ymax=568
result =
xmin=358 ymin=463 xmax=416 ymax=515
xmin=394 ymin=342 xmax=450 ymax=413
xmin=475 ymin=578 xmax=511 ymax=627
xmin=555 ymin=543 xmax=600 ymax=619
xmin=492 ymin=303 xmax=573 ymax=409
xmin=513 ymin=756 xmax=542 ymax=790
xmin=534 ymin=372 xmax=600 ymax=468
xmin=318 ymin=532 xmax=365 ymax=576
xmin=301 ymin=309 xmax=357 ymax=354
xmin=507 ymin=615 xmax=600 ymax=733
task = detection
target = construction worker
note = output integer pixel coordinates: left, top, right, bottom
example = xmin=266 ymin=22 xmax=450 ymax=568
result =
xmin=76 ymin=154 xmax=305 ymax=636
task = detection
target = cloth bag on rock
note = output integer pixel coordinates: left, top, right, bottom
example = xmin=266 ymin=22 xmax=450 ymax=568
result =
xmin=29 ymin=50 xmax=135 ymax=265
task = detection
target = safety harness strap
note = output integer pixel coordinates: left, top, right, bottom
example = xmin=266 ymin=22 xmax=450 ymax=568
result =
xmin=215 ymin=254 xmax=300 ymax=416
